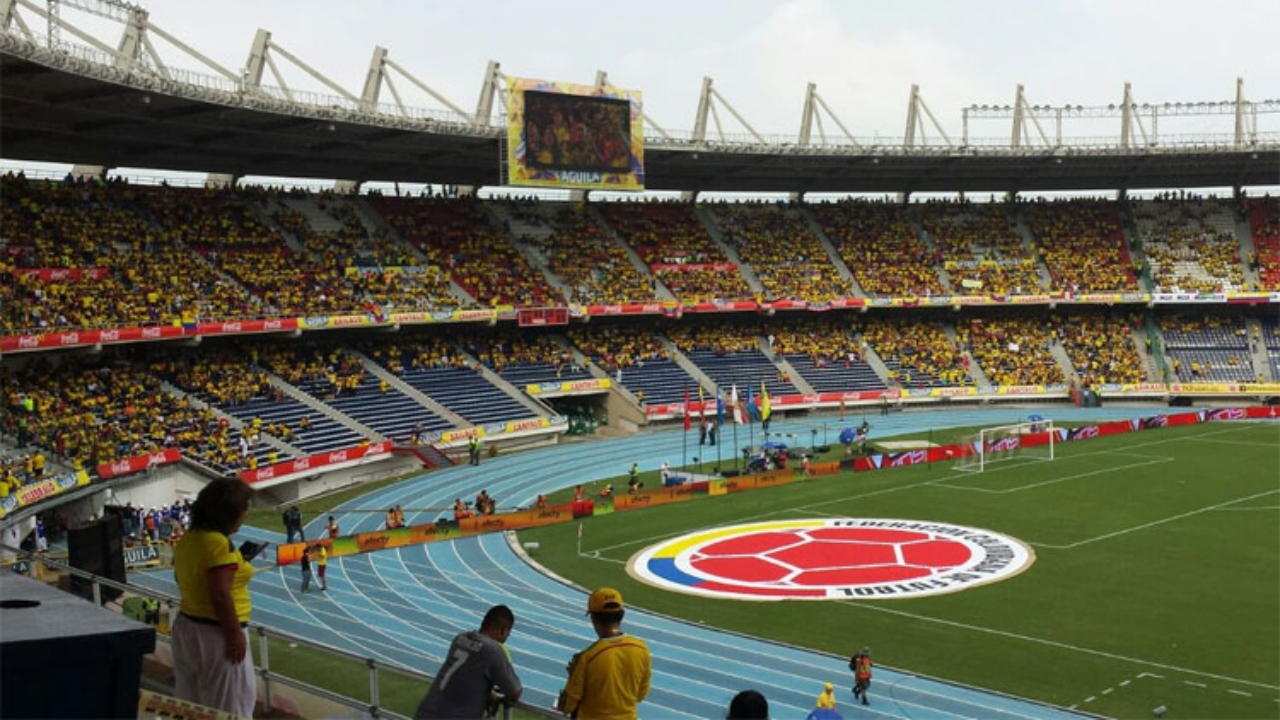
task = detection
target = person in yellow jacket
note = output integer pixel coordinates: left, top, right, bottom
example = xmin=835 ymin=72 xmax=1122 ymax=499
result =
xmin=815 ymin=681 xmax=837 ymax=710
xmin=560 ymin=588 xmax=650 ymax=719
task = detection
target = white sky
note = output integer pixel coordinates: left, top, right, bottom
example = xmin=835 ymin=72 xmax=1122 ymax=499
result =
xmin=5 ymin=0 xmax=1279 ymax=192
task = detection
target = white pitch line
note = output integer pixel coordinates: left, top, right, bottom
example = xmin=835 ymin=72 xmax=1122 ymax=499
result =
xmin=843 ymin=601 xmax=1280 ymax=691
xmin=933 ymin=456 xmax=1175 ymax=495
xmin=1185 ymin=680 xmax=1208 ymax=688
xmin=1228 ymin=689 xmax=1253 ymax=697
xmin=1033 ymin=488 xmax=1280 ymax=550
xmin=1184 ymin=437 xmax=1280 ymax=448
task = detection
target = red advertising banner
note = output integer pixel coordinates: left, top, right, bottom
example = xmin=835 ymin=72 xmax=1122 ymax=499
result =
xmin=649 ymin=263 xmax=740 ymax=273
xmin=1 ymin=325 xmax=187 ymax=353
xmin=193 ymin=318 xmax=298 ymax=336
xmin=96 ymin=448 xmax=183 ymax=479
xmin=239 ymin=441 xmax=392 ymax=483
xmin=11 ymin=267 xmax=111 ymax=282
xmin=0 ymin=318 xmax=299 ymax=354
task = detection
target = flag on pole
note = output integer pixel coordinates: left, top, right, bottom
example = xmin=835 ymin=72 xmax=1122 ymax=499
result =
xmin=698 ymin=386 xmax=705 ymax=418
xmin=716 ymin=389 xmax=725 ymax=426
xmin=746 ymin=384 xmax=757 ymax=422
xmin=731 ymin=384 xmax=743 ymax=424
xmin=760 ymin=382 xmax=772 ymax=422
xmin=683 ymin=386 xmax=692 ymax=431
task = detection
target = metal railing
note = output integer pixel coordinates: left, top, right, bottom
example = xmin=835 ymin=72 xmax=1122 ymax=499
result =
xmin=2 ymin=548 xmax=559 ymax=719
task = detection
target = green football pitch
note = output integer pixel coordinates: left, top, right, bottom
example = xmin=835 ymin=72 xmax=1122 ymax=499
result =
xmin=519 ymin=420 xmax=1280 ymax=719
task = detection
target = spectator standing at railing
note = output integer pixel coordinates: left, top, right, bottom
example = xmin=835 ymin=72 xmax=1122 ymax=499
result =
xmin=559 ymin=587 xmax=650 ymax=720
xmin=171 ymin=477 xmax=258 ymax=718
xmin=413 ymin=604 xmax=522 ymax=720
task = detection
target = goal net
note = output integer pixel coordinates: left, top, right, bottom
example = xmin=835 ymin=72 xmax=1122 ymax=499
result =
xmin=953 ymin=420 xmax=1055 ymax=473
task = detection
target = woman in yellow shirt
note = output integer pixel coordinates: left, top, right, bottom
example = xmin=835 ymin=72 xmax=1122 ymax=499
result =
xmin=171 ymin=477 xmax=257 ymax=717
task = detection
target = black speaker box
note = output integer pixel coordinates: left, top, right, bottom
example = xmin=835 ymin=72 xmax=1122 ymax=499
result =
xmin=69 ymin=515 xmax=126 ymax=605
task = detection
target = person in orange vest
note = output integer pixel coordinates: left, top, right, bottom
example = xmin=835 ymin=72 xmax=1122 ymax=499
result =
xmin=851 ymin=647 xmax=873 ymax=705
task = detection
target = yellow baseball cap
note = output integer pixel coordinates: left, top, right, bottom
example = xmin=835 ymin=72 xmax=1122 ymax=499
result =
xmin=587 ymin=587 xmax=624 ymax=614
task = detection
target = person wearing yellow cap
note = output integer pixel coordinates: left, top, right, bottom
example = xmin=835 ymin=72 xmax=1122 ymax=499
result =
xmin=815 ymin=681 xmax=837 ymax=710
xmin=559 ymin=587 xmax=651 ymax=719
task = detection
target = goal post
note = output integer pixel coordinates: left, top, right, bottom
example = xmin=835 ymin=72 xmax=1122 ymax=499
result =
xmin=953 ymin=420 xmax=1055 ymax=473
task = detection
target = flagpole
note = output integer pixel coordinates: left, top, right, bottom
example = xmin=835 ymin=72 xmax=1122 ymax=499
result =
xmin=733 ymin=418 xmax=740 ymax=472
xmin=682 ymin=386 xmax=690 ymax=476
xmin=682 ymin=418 xmax=688 ymax=474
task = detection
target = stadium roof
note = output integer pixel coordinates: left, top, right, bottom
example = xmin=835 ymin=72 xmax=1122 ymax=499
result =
xmin=3 ymin=50 xmax=1278 ymax=194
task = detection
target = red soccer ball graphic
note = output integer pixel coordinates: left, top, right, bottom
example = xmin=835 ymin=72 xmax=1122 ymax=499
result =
xmin=689 ymin=527 xmax=973 ymax=587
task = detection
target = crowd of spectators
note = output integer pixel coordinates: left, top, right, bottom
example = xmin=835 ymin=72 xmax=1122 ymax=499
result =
xmin=859 ymin=318 xmax=973 ymax=387
xmin=710 ymin=203 xmax=853 ymax=302
xmin=362 ymin=337 xmax=474 ymax=376
xmin=520 ymin=204 xmax=656 ymax=305
xmin=565 ymin=325 xmax=671 ymax=372
xmin=1048 ymin=314 xmax=1147 ymax=385
xmin=1133 ymin=198 xmax=1244 ymax=293
xmin=599 ymin=202 xmax=752 ymax=302
xmin=957 ymin=317 xmax=1065 ymax=387
xmin=764 ymin=317 xmax=864 ymax=367
xmin=1027 ymin=199 xmax=1138 ymax=293
xmin=367 ymin=196 xmax=561 ymax=308
xmin=917 ymin=201 xmax=1044 ymax=296
xmin=0 ymin=174 xmax=260 ymax=333
xmin=1 ymin=354 xmax=256 ymax=474
xmin=254 ymin=345 xmax=368 ymax=399
xmin=454 ymin=328 xmax=577 ymax=375
xmin=666 ymin=322 xmax=759 ymax=355
xmin=140 ymin=185 xmax=384 ymax=318
xmin=1246 ymin=197 xmax=1280 ymax=290
xmin=810 ymin=200 xmax=946 ymax=297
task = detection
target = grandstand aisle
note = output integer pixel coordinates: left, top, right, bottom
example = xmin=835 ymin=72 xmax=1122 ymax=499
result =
xmin=132 ymin=407 xmax=1166 ymax=718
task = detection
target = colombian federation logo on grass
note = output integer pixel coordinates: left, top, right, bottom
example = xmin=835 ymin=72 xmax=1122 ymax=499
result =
xmin=628 ymin=519 xmax=1034 ymax=600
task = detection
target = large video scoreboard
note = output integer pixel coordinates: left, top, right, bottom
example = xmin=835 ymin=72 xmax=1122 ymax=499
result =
xmin=506 ymin=78 xmax=644 ymax=190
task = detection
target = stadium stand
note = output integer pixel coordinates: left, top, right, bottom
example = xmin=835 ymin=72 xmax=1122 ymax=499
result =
xmin=1027 ymin=198 xmax=1139 ymax=293
xmin=917 ymin=200 xmax=1046 ymax=296
xmin=957 ymin=317 xmax=1066 ymax=387
xmin=810 ymin=200 xmax=946 ymax=297
xmin=666 ymin=321 xmax=797 ymax=396
xmin=859 ymin=317 xmax=973 ymax=388
xmin=1047 ymin=313 xmax=1148 ymax=385
xmin=1246 ymin=196 xmax=1280 ymax=290
xmin=764 ymin=317 xmax=885 ymax=393
xmin=513 ymin=202 xmax=657 ymax=305
xmin=565 ymin=325 xmax=693 ymax=406
xmin=361 ymin=336 xmax=538 ymax=425
xmin=598 ymin=201 xmax=754 ymax=303
xmin=1132 ymin=196 xmax=1245 ymax=293
xmin=1159 ymin=315 xmax=1257 ymax=382
xmin=709 ymin=202 xmax=854 ymax=302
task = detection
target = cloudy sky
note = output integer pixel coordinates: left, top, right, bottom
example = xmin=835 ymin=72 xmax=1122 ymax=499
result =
xmin=6 ymin=0 xmax=1279 ymax=185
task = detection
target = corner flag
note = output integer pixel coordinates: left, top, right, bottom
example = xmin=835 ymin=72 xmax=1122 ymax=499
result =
xmin=760 ymin=382 xmax=771 ymax=423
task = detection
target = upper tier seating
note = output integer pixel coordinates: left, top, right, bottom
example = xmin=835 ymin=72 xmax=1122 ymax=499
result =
xmin=917 ymin=201 xmax=1043 ymax=296
xmin=1132 ymin=197 xmax=1244 ymax=293
xmin=599 ymin=202 xmax=753 ymax=302
xmin=1027 ymin=199 xmax=1138 ymax=293
xmin=810 ymin=201 xmax=945 ymax=297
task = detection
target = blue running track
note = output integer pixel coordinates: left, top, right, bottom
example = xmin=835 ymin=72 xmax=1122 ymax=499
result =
xmin=133 ymin=407 xmax=1163 ymax=718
